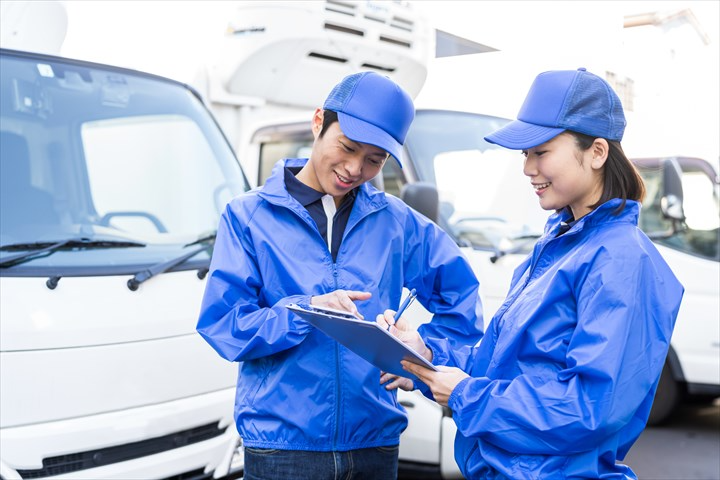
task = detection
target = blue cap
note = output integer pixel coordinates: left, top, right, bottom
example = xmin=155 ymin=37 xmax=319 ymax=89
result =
xmin=484 ymin=68 xmax=626 ymax=150
xmin=323 ymin=71 xmax=415 ymax=166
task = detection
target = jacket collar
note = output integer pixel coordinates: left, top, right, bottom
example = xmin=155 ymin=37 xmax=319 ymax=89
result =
xmin=545 ymin=199 xmax=640 ymax=237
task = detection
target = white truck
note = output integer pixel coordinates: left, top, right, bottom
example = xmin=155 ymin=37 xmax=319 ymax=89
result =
xmin=199 ymin=1 xmax=719 ymax=477
xmin=0 ymin=47 xmax=248 ymax=480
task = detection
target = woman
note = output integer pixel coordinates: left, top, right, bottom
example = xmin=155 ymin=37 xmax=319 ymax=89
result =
xmin=379 ymin=68 xmax=684 ymax=479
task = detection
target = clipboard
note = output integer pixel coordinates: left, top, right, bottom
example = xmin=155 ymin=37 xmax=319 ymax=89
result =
xmin=287 ymin=303 xmax=437 ymax=381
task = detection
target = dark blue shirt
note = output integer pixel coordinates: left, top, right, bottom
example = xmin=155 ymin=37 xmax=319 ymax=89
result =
xmin=284 ymin=166 xmax=355 ymax=262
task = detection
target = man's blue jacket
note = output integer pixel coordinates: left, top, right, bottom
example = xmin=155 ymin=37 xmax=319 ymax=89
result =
xmin=197 ymin=158 xmax=483 ymax=451
xmin=432 ymin=200 xmax=683 ymax=479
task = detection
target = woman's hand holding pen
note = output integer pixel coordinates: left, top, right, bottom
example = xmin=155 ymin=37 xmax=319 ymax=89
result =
xmin=311 ymin=289 xmax=371 ymax=319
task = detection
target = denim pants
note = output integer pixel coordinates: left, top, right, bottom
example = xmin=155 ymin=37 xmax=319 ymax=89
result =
xmin=243 ymin=445 xmax=399 ymax=480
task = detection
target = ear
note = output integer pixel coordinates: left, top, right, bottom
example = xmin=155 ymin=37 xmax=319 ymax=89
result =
xmin=590 ymin=138 xmax=609 ymax=170
xmin=311 ymin=108 xmax=324 ymax=139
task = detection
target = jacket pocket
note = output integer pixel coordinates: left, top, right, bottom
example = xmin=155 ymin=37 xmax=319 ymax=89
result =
xmin=239 ymin=357 xmax=273 ymax=407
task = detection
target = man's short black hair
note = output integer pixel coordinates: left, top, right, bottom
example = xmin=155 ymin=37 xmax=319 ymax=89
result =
xmin=319 ymin=110 xmax=338 ymax=138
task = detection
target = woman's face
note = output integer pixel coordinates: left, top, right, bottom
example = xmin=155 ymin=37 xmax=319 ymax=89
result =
xmin=522 ymin=132 xmax=605 ymax=220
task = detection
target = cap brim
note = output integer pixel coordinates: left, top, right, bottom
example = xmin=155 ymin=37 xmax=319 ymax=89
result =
xmin=484 ymin=120 xmax=565 ymax=150
xmin=337 ymin=111 xmax=403 ymax=167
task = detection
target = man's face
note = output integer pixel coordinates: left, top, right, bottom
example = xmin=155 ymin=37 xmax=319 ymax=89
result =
xmin=303 ymin=111 xmax=388 ymax=198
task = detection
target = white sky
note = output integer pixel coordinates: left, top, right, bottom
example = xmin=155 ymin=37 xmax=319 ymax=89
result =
xmin=54 ymin=1 xmax=718 ymax=80
xmin=4 ymin=0 xmax=718 ymax=162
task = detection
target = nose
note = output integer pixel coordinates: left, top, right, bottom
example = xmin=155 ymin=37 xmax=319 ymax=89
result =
xmin=523 ymin=154 xmax=536 ymax=178
xmin=343 ymin=154 xmax=364 ymax=178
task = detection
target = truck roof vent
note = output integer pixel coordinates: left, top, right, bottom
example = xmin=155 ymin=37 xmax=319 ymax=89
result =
xmin=363 ymin=14 xmax=385 ymax=24
xmin=325 ymin=0 xmax=356 ymax=16
xmin=391 ymin=16 xmax=414 ymax=32
xmin=308 ymin=52 xmax=348 ymax=64
xmin=361 ymin=63 xmax=396 ymax=73
xmin=379 ymin=36 xmax=412 ymax=49
xmin=324 ymin=22 xmax=365 ymax=36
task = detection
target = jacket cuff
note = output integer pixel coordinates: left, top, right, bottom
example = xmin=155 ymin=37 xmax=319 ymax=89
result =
xmin=426 ymin=342 xmax=447 ymax=365
xmin=448 ymin=376 xmax=472 ymax=411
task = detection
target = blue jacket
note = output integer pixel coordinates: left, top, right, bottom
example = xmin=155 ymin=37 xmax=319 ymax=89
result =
xmin=197 ymin=158 xmax=483 ymax=451
xmin=431 ymin=200 xmax=683 ymax=479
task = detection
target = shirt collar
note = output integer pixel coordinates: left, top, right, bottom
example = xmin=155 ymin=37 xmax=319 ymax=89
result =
xmin=284 ymin=166 xmax=324 ymax=207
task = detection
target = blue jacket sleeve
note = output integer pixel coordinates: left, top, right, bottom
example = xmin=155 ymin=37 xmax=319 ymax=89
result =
xmin=196 ymin=204 xmax=314 ymax=362
xmin=447 ymin=248 xmax=683 ymax=455
xmin=404 ymin=213 xmax=484 ymax=359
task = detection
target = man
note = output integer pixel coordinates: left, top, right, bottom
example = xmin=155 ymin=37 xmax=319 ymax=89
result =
xmin=197 ymin=71 xmax=483 ymax=479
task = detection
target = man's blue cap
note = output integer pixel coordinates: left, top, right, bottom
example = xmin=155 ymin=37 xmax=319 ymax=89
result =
xmin=324 ymin=71 xmax=415 ymax=166
xmin=484 ymin=68 xmax=626 ymax=150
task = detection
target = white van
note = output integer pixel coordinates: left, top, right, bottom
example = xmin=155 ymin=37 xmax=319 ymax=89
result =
xmin=0 ymin=48 xmax=247 ymax=479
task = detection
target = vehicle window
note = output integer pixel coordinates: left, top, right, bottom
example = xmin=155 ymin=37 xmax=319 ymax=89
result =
xmin=404 ymin=110 xmax=546 ymax=251
xmin=83 ymin=115 xmax=225 ymax=240
xmin=259 ymin=139 xmax=312 ymax=185
xmin=0 ymin=51 xmax=248 ymax=274
xmin=380 ymin=159 xmax=403 ymax=198
xmin=638 ymin=161 xmax=720 ymax=261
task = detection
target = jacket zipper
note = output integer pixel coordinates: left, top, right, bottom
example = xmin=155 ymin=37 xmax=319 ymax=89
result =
xmin=270 ymin=190 xmax=384 ymax=450
xmin=332 ymin=261 xmax=340 ymax=450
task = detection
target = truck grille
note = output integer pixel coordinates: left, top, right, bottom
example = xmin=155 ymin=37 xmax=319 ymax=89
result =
xmin=15 ymin=422 xmax=227 ymax=478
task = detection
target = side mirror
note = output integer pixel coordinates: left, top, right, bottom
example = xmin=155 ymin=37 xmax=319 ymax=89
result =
xmin=660 ymin=157 xmax=685 ymax=223
xmin=401 ymin=182 xmax=439 ymax=223
xmin=647 ymin=157 xmax=687 ymax=240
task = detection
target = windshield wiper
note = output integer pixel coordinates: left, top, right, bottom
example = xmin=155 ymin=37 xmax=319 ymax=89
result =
xmin=127 ymin=232 xmax=216 ymax=291
xmin=183 ymin=231 xmax=216 ymax=248
xmin=0 ymin=238 xmax=146 ymax=268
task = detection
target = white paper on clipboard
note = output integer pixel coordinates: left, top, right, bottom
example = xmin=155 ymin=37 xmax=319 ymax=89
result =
xmin=286 ymin=303 xmax=437 ymax=381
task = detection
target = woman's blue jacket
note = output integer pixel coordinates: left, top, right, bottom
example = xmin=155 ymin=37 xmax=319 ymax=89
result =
xmin=433 ymin=199 xmax=683 ymax=479
xmin=197 ymin=158 xmax=483 ymax=451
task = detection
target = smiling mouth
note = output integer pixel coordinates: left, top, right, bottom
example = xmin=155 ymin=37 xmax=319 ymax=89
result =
xmin=336 ymin=172 xmax=354 ymax=186
xmin=533 ymin=182 xmax=551 ymax=191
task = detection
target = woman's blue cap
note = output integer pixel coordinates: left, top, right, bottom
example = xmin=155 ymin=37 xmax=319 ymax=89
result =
xmin=484 ymin=68 xmax=626 ymax=150
xmin=323 ymin=71 xmax=415 ymax=166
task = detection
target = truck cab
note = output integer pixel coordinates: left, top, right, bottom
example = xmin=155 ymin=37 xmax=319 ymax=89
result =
xmin=0 ymin=48 xmax=248 ymax=480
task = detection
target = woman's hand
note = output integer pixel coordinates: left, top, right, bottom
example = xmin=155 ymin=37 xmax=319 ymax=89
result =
xmin=401 ymin=361 xmax=469 ymax=407
xmin=311 ymin=290 xmax=371 ymax=319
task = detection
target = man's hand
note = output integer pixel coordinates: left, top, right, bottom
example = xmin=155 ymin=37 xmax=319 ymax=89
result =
xmin=401 ymin=361 xmax=469 ymax=407
xmin=376 ymin=309 xmax=432 ymax=362
xmin=380 ymin=371 xmax=415 ymax=391
xmin=311 ymin=290 xmax=371 ymax=319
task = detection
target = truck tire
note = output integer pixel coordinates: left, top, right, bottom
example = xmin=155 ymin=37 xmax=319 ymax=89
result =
xmin=647 ymin=360 xmax=681 ymax=426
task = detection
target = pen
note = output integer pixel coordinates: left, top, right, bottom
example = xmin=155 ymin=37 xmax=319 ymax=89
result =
xmin=388 ymin=288 xmax=417 ymax=330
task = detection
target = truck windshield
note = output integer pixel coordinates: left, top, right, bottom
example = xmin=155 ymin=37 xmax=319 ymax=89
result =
xmin=404 ymin=110 xmax=546 ymax=252
xmin=0 ymin=50 xmax=248 ymax=276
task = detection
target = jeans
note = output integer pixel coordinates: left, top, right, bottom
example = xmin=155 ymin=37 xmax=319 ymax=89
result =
xmin=243 ymin=445 xmax=399 ymax=480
